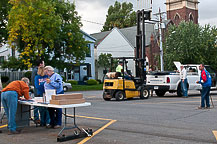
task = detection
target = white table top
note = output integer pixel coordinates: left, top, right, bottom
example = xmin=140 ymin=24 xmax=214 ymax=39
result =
xmin=18 ymin=100 xmax=91 ymax=109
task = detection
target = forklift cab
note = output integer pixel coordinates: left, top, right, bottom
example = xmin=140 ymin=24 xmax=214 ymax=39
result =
xmin=103 ymin=57 xmax=150 ymax=101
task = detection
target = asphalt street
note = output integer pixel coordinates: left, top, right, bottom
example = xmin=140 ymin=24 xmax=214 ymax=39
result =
xmin=1 ymin=90 xmax=217 ymax=144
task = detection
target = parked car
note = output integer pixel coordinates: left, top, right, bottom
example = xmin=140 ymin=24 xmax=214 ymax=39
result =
xmin=63 ymin=81 xmax=72 ymax=92
xmin=29 ymin=81 xmax=72 ymax=93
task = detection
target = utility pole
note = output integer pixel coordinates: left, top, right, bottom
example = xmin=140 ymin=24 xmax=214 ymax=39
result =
xmin=153 ymin=8 xmax=166 ymax=71
xmin=159 ymin=8 xmax=164 ymax=71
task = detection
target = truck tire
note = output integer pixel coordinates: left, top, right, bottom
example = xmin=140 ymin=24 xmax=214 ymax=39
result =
xmin=140 ymin=88 xmax=150 ymax=99
xmin=155 ymin=90 xmax=166 ymax=97
xmin=63 ymin=86 xmax=68 ymax=92
xmin=103 ymin=92 xmax=111 ymax=101
xmin=177 ymin=85 xmax=183 ymax=97
xmin=115 ymin=91 xmax=125 ymax=101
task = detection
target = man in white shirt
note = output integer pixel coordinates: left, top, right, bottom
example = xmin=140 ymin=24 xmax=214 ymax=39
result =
xmin=180 ymin=65 xmax=188 ymax=97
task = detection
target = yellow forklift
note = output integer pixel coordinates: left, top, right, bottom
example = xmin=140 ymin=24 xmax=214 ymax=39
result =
xmin=102 ymin=10 xmax=151 ymax=101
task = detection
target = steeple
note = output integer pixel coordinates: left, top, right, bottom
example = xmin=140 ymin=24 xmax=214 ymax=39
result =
xmin=165 ymin=0 xmax=199 ymax=25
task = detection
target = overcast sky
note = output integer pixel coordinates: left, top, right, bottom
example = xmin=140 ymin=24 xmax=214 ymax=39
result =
xmin=71 ymin=0 xmax=217 ymax=34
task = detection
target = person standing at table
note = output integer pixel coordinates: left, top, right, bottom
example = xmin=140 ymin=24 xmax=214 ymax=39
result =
xmin=1 ymin=77 xmax=30 ymax=134
xmin=31 ymin=58 xmax=45 ymax=124
xmin=44 ymin=66 xmax=63 ymax=129
xmin=34 ymin=66 xmax=50 ymax=127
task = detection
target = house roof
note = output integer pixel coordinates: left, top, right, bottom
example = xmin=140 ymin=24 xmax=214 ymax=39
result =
xmin=91 ymin=24 xmax=154 ymax=48
xmin=119 ymin=26 xmax=137 ymax=48
xmin=81 ymin=30 xmax=96 ymax=41
xmin=90 ymin=31 xmax=111 ymax=47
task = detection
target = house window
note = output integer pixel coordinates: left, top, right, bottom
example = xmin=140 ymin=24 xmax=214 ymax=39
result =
xmin=86 ymin=44 xmax=91 ymax=57
xmin=0 ymin=56 xmax=4 ymax=64
xmin=189 ymin=14 xmax=194 ymax=22
xmin=174 ymin=14 xmax=180 ymax=22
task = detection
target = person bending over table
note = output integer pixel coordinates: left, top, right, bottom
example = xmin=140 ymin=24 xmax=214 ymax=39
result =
xmin=44 ymin=66 xmax=64 ymax=129
xmin=1 ymin=77 xmax=30 ymax=134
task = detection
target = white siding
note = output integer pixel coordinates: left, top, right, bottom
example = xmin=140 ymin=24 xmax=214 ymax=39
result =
xmin=0 ymin=43 xmax=20 ymax=72
xmin=97 ymin=28 xmax=135 ymax=80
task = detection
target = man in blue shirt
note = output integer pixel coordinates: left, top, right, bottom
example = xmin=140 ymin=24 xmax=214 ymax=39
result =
xmin=196 ymin=64 xmax=212 ymax=109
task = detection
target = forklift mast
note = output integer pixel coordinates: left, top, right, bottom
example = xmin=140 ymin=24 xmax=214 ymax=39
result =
xmin=135 ymin=10 xmax=151 ymax=84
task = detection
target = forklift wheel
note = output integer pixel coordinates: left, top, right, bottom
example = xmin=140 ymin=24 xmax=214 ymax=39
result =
xmin=115 ymin=91 xmax=125 ymax=101
xmin=140 ymin=88 xmax=150 ymax=99
xmin=103 ymin=92 xmax=111 ymax=101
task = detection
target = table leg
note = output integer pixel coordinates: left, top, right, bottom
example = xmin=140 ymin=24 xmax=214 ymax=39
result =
xmin=58 ymin=108 xmax=81 ymax=136
xmin=57 ymin=107 xmax=92 ymax=142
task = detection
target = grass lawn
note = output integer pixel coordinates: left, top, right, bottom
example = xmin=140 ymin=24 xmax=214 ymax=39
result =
xmin=69 ymin=84 xmax=103 ymax=91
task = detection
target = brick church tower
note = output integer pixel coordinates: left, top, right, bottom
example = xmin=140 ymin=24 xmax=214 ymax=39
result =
xmin=165 ymin=0 xmax=199 ymax=25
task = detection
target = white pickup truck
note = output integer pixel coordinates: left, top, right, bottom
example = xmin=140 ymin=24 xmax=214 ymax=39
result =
xmin=146 ymin=62 xmax=217 ymax=97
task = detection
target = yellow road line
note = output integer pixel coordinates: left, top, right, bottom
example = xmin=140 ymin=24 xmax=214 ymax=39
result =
xmin=66 ymin=114 xmax=117 ymax=144
xmin=213 ymin=131 xmax=217 ymax=141
xmin=78 ymin=120 xmax=117 ymax=144
xmin=0 ymin=124 xmax=7 ymax=129
xmin=67 ymin=114 xmax=114 ymax=121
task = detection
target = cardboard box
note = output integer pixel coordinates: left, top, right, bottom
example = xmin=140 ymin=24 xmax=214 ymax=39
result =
xmin=50 ymin=98 xmax=85 ymax=105
xmin=51 ymin=93 xmax=83 ymax=100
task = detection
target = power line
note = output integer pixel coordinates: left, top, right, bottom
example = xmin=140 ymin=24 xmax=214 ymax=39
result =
xmin=81 ymin=19 xmax=104 ymax=25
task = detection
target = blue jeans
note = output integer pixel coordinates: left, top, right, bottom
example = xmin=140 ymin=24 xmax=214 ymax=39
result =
xmin=1 ymin=91 xmax=18 ymax=131
xmin=34 ymin=93 xmax=50 ymax=125
xmin=201 ymin=86 xmax=210 ymax=108
xmin=181 ymin=79 xmax=188 ymax=97
xmin=39 ymin=107 xmax=50 ymax=125
xmin=34 ymin=106 xmax=40 ymax=121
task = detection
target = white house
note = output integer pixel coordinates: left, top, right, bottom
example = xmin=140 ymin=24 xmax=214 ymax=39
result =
xmin=91 ymin=24 xmax=154 ymax=81
xmin=67 ymin=31 xmax=96 ymax=82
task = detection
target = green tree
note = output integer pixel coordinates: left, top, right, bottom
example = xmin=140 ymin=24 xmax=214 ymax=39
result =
xmin=1 ymin=56 xmax=27 ymax=70
xmin=164 ymin=22 xmax=217 ymax=70
xmin=0 ymin=0 xmax=11 ymax=46
xmin=102 ymin=1 xmax=136 ymax=32
xmin=8 ymin=0 xmax=61 ymax=68
xmin=98 ymin=53 xmax=118 ymax=81
xmin=6 ymin=0 xmax=88 ymax=70
xmin=46 ymin=0 xmax=89 ymax=70
xmin=98 ymin=53 xmax=112 ymax=71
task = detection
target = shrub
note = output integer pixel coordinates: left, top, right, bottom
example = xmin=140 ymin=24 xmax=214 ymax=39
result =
xmin=96 ymin=79 xmax=102 ymax=84
xmin=24 ymin=71 xmax=32 ymax=80
xmin=1 ymin=76 xmax=9 ymax=83
xmin=62 ymin=76 xmax=66 ymax=82
xmin=87 ymin=79 xmax=98 ymax=85
xmin=67 ymin=80 xmax=78 ymax=85
xmin=83 ymin=76 xmax=88 ymax=81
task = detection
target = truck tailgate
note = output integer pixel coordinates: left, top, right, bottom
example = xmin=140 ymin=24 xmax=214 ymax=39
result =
xmin=147 ymin=75 xmax=167 ymax=85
